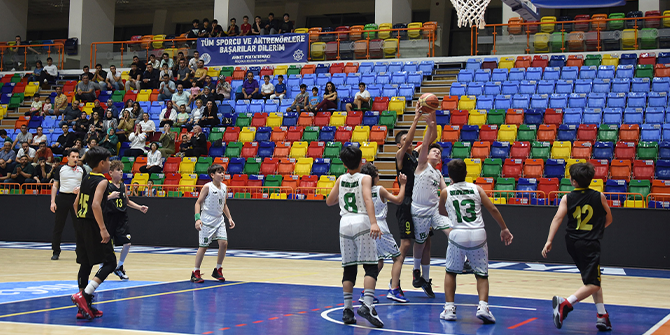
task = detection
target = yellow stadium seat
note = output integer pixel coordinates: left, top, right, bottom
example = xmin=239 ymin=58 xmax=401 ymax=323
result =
xmin=270 ymin=192 xmax=288 ymax=199
xmin=601 ymin=54 xmax=619 ymax=66
xmin=295 ymin=28 xmax=309 ymax=34
xmin=352 ymin=126 xmax=370 ymax=143
xmin=458 ymin=96 xmax=476 ymax=110
xmin=540 ymin=16 xmax=557 ymax=33
xmin=179 ymin=157 xmax=197 ymax=174
xmin=136 ymin=89 xmax=151 ymax=101
xmin=310 ymin=42 xmax=326 ymax=61
xmin=294 ymin=157 xmax=314 ymax=176
xmin=274 ymin=65 xmax=288 ymax=76
xmin=534 ymin=33 xmax=550 ymax=53
xmin=590 ymin=179 xmax=604 ymax=192
xmin=465 ymin=158 xmax=483 ymax=179
xmin=383 ymin=39 xmax=399 ymax=58
xmin=422 ymin=125 xmax=442 ymax=144
xmin=378 ymin=23 xmax=393 ymax=40
xmin=468 ymin=110 xmax=487 ymax=127
xmin=407 ymin=22 xmax=423 ymax=39
xmin=564 ymin=159 xmax=586 ymax=179
xmin=465 ymin=177 xmax=474 ymax=183
xmin=361 ymin=142 xmax=378 ymax=161
xmin=330 ymin=111 xmax=347 ymax=126
xmin=239 ymin=127 xmax=257 ymax=143
xmin=266 ymin=112 xmax=283 ymax=127
xmin=621 ymin=29 xmax=638 ymax=50
xmin=121 ymin=71 xmax=129 ymax=81
xmin=179 ymin=174 xmax=197 ymax=192
xmin=290 ymin=141 xmax=308 ymax=158
xmin=207 ymin=67 xmax=221 ymax=78
xmin=152 ymin=35 xmax=166 ymax=49
xmin=388 ymin=96 xmax=406 ymax=115
xmin=131 ymin=173 xmax=150 ymax=191
xmin=551 ymin=141 xmax=571 ymax=160
xmin=24 ymin=82 xmax=39 ymax=97
xmin=490 ymin=197 xmax=507 ymax=204
xmin=498 ymin=57 xmax=515 ymax=69
xmin=664 ymin=10 xmax=670 ymax=28
xmin=497 ymin=124 xmax=518 ymax=142
xmin=317 ymin=175 xmax=336 ymax=195
xmin=623 ymin=199 xmax=644 ymax=208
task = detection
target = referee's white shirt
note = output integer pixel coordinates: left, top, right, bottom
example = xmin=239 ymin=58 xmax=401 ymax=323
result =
xmin=56 ymin=164 xmax=85 ymax=194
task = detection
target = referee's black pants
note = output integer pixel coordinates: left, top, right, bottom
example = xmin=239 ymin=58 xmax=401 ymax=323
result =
xmin=52 ymin=193 xmax=78 ymax=254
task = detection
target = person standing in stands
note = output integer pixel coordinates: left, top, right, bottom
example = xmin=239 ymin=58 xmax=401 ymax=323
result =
xmin=210 ymin=20 xmax=224 ymax=37
xmin=263 ymin=13 xmax=279 ymax=35
xmin=227 ymin=18 xmax=240 ymax=37
xmin=50 ymin=148 xmax=85 ymax=260
xmin=240 ymin=16 xmax=252 ymax=36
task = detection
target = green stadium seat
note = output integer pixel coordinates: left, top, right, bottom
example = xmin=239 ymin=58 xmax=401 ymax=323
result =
xmin=494 ymin=177 xmax=515 ymax=198
xmin=628 ymin=179 xmax=650 ymax=200
xmin=379 ymin=110 xmax=397 ymax=129
xmin=598 ymin=124 xmax=618 ymax=142
xmin=263 ymin=174 xmax=283 ymax=193
xmin=487 ymin=109 xmax=506 ymax=125
xmin=559 ymin=178 xmax=575 ymax=192
xmin=530 ymin=141 xmax=551 ymax=160
xmin=121 ymin=157 xmax=134 ymax=173
xmin=584 ymin=54 xmax=602 ymax=66
xmin=517 ymin=124 xmax=537 ymax=142
xmin=637 ymin=141 xmax=658 ymax=160
xmin=329 ymin=158 xmax=346 ymax=177
xmin=482 ymin=158 xmax=503 ymax=178
xmin=243 ymin=157 xmax=261 ymax=175
xmin=451 ymin=142 xmax=471 ymax=159
xmin=635 ymin=64 xmax=654 ymax=78
xmin=324 ymin=141 xmax=342 ymax=159
xmin=235 ymin=113 xmax=251 ymax=127
xmin=302 ymin=126 xmax=320 ymax=143
xmin=225 ymin=142 xmax=243 ymax=158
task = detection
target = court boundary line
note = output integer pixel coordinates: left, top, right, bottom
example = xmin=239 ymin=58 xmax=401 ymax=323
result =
xmin=0 ymin=320 xmax=195 ymax=335
xmin=643 ymin=312 xmax=670 ymax=335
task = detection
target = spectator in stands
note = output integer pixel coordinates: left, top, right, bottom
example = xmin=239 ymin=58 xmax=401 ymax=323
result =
xmin=59 ymin=101 xmax=81 ymax=127
xmin=72 ymin=138 xmax=86 ymax=159
xmin=192 ymin=60 xmax=208 ymax=88
xmin=175 ymin=104 xmax=190 ymax=128
xmin=279 ymin=14 xmax=294 ymax=34
xmin=32 ymin=126 xmax=48 ymax=147
xmin=139 ymin=113 xmax=156 ymax=136
xmin=106 ymin=98 xmax=119 ymax=118
xmin=103 ymin=109 xmax=118 ymax=134
xmin=100 ymin=127 xmax=118 ymax=156
xmin=31 ymin=60 xmax=43 ymax=82
xmin=158 ymin=74 xmax=176 ymax=101
xmin=117 ymin=110 xmax=135 ymax=142
xmin=199 ymin=100 xmax=219 ymax=128
xmin=125 ymin=124 xmax=147 ymax=158
xmin=85 ymin=124 xmax=100 ymax=145
xmin=141 ymin=63 xmax=160 ymax=90
xmin=305 ymin=87 xmax=321 ymax=112
xmin=185 ymin=125 xmax=207 ymax=157
xmin=227 ymin=18 xmax=240 ymax=37
xmin=131 ymin=102 xmax=145 ymax=122
xmin=106 ymin=65 xmax=122 ymax=91
xmin=346 ymin=82 xmax=371 ymax=112
xmin=260 ymin=75 xmax=275 ymax=100
xmin=270 ymin=75 xmax=286 ymax=100
xmin=215 ymin=76 xmax=231 ymax=100
xmin=94 ymin=64 xmax=107 ymax=90
xmin=199 ymin=86 xmax=216 ymax=103
xmin=17 ymin=142 xmax=36 ymax=160
xmin=174 ymin=52 xmax=186 ymax=73
xmin=28 ymin=94 xmax=43 ymax=116
xmin=185 ymin=99 xmax=205 ymax=131
xmin=237 ymin=72 xmax=261 ymax=100
xmin=188 ymin=19 xmax=201 ymax=39
xmin=125 ymin=63 xmax=143 ymax=92
xmin=34 ymin=141 xmax=54 ymax=164
xmin=81 ymin=65 xmax=94 ymax=81
xmin=176 ymin=59 xmax=192 ymax=88
xmin=42 ymin=97 xmax=52 ymax=116
xmin=139 ymin=142 xmax=162 ymax=174
xmin=40 ymin=57 xmax=58 ymax=89
xmin=148 ymin=54 xmax=160 ymax=69
xmin=144 ymin=180 xmax=157 ymax=197
xmin=10 ymin=36 xmax=40 ymax=70
xmin=7 ymin=155 xmax=37 ymax=184
xmin=53 ymin=86 xmax=68 ymax=117
xmin=176 ymin=134 xmax=190 ymax=157
xmin=172 ymin=84 xmax=192 ymax=112
xmin=264 ymin=13 xmax=279 ymax=35
xmin=199 ymin=18 xmax=212 ymax=37
xmin=0 ymin=129 xmax=9 ymax=143
xmin=287 ymin=84 xmax=308 ymax=112
xmin=13 ymin=125 xmax=32 ymax=149
xmin=211 ymin=19 xmax=224 ymax=37
xmin=159 ymin=100 xmax=177 ymax=127
xmin=251 ymin=16 xmax=263 ymax=36
xmin=203 ymin=76 xmax=216 ymax=91
xmin=240 ymin=16 xmax=252 ymax=36
xmin=0 ymin=141 xmax=16 ymax=170
xmin=160 ymin=63 xmax=173 ymax=80
xmin=51 ymin=124 xmax=76 ymax=155
xmin=122 ymin=99 xmax=134 ymax=116
xmin=160 ymin=53 xmax=174 ymax=70
xmin=74 ymin=112 xmax=90 ymax=139
xmin=75 ymin=75 xmax=96 ymax=102
xmin=0 ymin=159 xmax=11 ymax=183
xmin=314 ymin=82 xmax=338 ymax=111
xmin=132 ymin=55 xmax=146 ymax=72
xmin=35 ymin=157 xmax=54 ymax=183
xmin=189 ymin=51 xmax=201 ymax=72
xmin=128 ymin=182 xmax=140 ymax=196
xmin=158 ymin=124 xmax=175 ymax=157
xmin=92 ymin=101 xmax=105 ymax=122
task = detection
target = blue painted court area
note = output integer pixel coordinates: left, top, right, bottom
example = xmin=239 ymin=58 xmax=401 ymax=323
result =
xmin=0 ymin=281 xmax=666 ymax=334
xmin=0 ymin=280 xmax=158 ymax=304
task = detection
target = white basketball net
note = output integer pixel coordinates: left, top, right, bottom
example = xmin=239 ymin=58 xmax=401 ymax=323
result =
xmin=450 ymin=0 xmax=491 ymax=29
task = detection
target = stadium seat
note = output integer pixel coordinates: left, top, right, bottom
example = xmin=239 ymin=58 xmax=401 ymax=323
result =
xmin=610 ymin=159 xmax=632 ymax=181
xmin=593 ymin=141 xmax=614 ymax=160
xmin=482 ymin=158 xmax=503 ymax=178
xmin=502 ymin=158 xmax=523 ymax=180
xmin=451 ymin=142 xmax=471 ymax=159
xmin=633 ymin=159 xmax=655 ymax=180
xmin=545 ymin=159 xmax=567 ymax=179
xmin=531 ymin=141 xmax=551 ymax=160
xmin=523 ymin=159 xmax=544 ymax=178
xmin=480 ymin=124 xmax=498 ymax=143
xmin=551 ymin=141 xmax=571 ymax=159
xmin=241 ymin=142 xmax=259 ymax=158
xmin=589 ymin=159 xmax=610 ymax=180
xmin=510 ymin=141 xmax=530 ymax=159
xmin=471 ymin=141 xmax=491 ymax=159
xmin=619 ymin=124 xmax=640 ymax=143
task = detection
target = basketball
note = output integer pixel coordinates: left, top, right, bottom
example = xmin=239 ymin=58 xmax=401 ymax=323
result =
xmin=418 ymin=93 xmax=440 ymax=112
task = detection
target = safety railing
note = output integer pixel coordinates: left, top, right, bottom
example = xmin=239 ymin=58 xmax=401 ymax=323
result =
xmin=549 ymin=191 xmax=646 ymax=208
xmin=481 ymin=190 xmax=547 ymax=205
xmin=124 ymin=184 xmax=295 ymax=199
xmin=0 ymin=43 xmax=65 ymax=71
xmin=22 ymin=183 xmax=53 ymax=195
xmin=646 ymin=193 xmax=670 ymax=208
xmin=0 ymin=183 xmax=22 ymax=194
xmin=471 ymin=15 xmax=670 ymax=55
xmin=90 ymin=38 xmax=197 ymax=68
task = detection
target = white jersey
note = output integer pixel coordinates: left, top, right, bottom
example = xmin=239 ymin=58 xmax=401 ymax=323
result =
xmin=371 ymin=185 xmax=389 ymax=233
xmin=412 ymin=164 xmax=442 ymax=208
xmin=201 ymin=182 xmax=227 ymax=218
xmin=338 ymin=173 xmax=367 ymax=216
xmin=444 ymin=182 xmax=485 ymax=229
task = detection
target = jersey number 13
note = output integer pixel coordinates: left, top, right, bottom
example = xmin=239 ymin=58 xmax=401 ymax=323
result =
xmin=452 ymin=199 xmax=477 ymax=223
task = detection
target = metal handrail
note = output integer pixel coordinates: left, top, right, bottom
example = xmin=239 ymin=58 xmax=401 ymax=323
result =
xmin=0 ymin=43 xmax=65 ymax=71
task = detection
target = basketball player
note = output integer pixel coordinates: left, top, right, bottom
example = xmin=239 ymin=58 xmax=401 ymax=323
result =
xmin=70 ymin=146 xmax=115 ymax=320
xmin=542 ymin=162 xmax=613 ymax=331
xmin=191 ymin=164 xmax=236 ymax=283
xmin=438 ymin=159 xmax=513 ymax=323
xmin=325 ymin=146 xmax=383 ymax=328
xmin=50 ymin=149 xmax=85 ymax=260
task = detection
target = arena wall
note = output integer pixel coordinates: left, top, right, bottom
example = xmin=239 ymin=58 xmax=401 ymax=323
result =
xmin=2 ymin=195 xmax=667 ymax=269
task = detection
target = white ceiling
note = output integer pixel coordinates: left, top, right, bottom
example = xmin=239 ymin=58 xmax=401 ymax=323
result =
xmin=28 ymin=0 xmax=222 ymax=16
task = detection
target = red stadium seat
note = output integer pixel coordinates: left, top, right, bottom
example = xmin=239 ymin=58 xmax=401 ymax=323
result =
xmin=260 ymin=157 xmax=279 ymax=175
xmin=450 ymin=110 xmax=469 ymax=126
xmin=314 ymin=112 xmax=331 ymax=127
xmin=271 ymin=126 xmax=287 ymax=143
xmin=632 ymin=160 xmax=655 ymax=180
xmin=479 ymin=125 xmax=499 ymax=143
xmin=441 ymin=125 xmax=460 ymax=142
xmin=610 ymin=160 xmax=632 ymax=182
xmin=277 ymin=158 xmax=296 ymax=175
xmin=441 ymin=96 xmax=458 ymax=110
xmin=251 ymin=113 xmax=268 ymax=127
xmin=538 ymin=178 xmax=559 ymax=199
xmin=241 ymin=142 xmax=259 ymax=158
xmin=543 ymin=108 xmax=563 ymax=125
xmin=537 ymin=124 xmax=557 ymax=143
xmin=223 ymin=127 xmax=240 ymax=142
xmin=619 ymin=124 xmax=640 ymax=144
xmin=286 ymin=126 xmax=304 ymax=142
xmin=346 ymin=111 xmax=363 ymax=127
xmin=471 ymin=141 xmax=491 ymax=159
xmin=523 ymin=159 xmax=544 ymax=179
xmin=273 ymin=142 xmax=291 ymax=158
xmin=297 ymin=112 xmax=314 ymax=127
xmin=577 ymin=124 xmax=598 ymax=143
xmin=369 ymin=125 xmax=388 ymax=145
xmin=510 ymin=141 xmax=531 ymax=159
xmin=589 ymin=159 xmax=610 ymax=180
xmin=502 ymin=158 xmax=523 ymax=180
xmin=614 ymin=141 xmax=636 ymax=160
xmin=571 ymin=141 xmax=593 ymax=159
xmin=335 ymin=126 xmax=353 ymax=143
xmin=307 ymin=141 xmax=325 ymax=158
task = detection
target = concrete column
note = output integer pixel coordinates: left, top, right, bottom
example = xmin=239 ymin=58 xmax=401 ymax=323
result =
xmin=638 ymin=0 xmax=660 ymax=14
xmin=375 ymin=0 xmax=413 ymax=25
xmin=69 ymin=0 xmax=115 ymax=68
xmin=430 ymin=0 xmax=452 ymax=56
xmin=152 ymin=9 xmax=169 ymax=35
xmin=284 ymin=2 xmax=304 ymax=29
xmin=214 ymin=0 xmax=254 ymax=27
xmin=502 ymin=3 xmax=519 ymax=26
xmin=0 ymin=0 xmax=28 ymax=42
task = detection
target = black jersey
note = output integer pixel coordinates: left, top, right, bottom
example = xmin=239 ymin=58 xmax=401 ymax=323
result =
xmin=396 ymin=150 xmax=418 ymax=197
xmin=565 ymin=188 xmax=607 ymax=240
xmin=106 ymin=182 xmax=127 ymax=215
xmin=76 ymin=172 xmax=108 ymax=221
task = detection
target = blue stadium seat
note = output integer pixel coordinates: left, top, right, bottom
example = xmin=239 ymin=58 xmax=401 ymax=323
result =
xmin=347 ymin=73 xmax=362 ymax=86
xmin=419 ymin=60 xmax=434 ymax=74
xmin=457 ymin=69 xmax=475 ymax=82
xmin=648 ymin=92 xmax=668 ymax=108
xmin=319 ymin=126 xmax=336 ymax=142
xmin=592 ymin=79 xmax=611 ymax=93
xmin=607 ymin=92 xmax=626 ymax=109
xmin=388 ymin=61 xmax=403 ymax=73
xmin=337 ymin=86 xmax=351 ymax=99
xmin=567 ymin=93 xmax=585 ymax=108
xmin=525 ymin=108 xmax=544 ymax=124
xmin=398 ymin=85 xmax=414 ymax=100
xmin=519 ymin=81 xmax=537 ymax=95
xmin=460 ymin=125 xmax=479 ymax=142
xmin=283 ymin=112 xmax=298 ymax=126
xmin=435 ymin=110 xmax=450 ymax=126
xmin=597 ymin=65 xmax=615 ymax=79
xmin=579 ymin=66 xmax=597 ymax=79
xmin=316 ymin=73 xmax=331 ymax=86
xmin=249 ymin=100 xmax=264 ymax=114
xmin=466 ymin=58 xmax=481 ymax=70
xmin=476 ymin=96 xmax=494 ymax=110
xmin=631 ymin=77 xmax=650 ymax=93
xmin=526 ymin=67 xmax=543 ymax=81
xmin=508 ymin=68 xmax=525 ymax=81
xmin=42 ymin=116 xmax=57 ymax=129
xmin=331 ymin=73 xmax=346 ymax=86
xmin=234 ymin=100 xmax=250 ymax=113
xmin=437 ymin=142 xmax=453 ymax=159
xmin=374 ymin=62 xmax=388 ymax=73
xmin=619 ymin=53 xmax=637 ymax=66
xmin=361 ymin=73 xmax=376 ymax=85
xmin=287 ymin=74 xmax=301 ymax=87
xmin=228 ymin=157 xmax=245 ymax=174
xmin=359 ymin=62 xmax=374 ymax=74
xmin=593 ymin=141 xmax=614 ymax=160
xmin=545 ymin=159 xmax=566 ymax=179
xmin=491 ymin=141 xmax=510 ymax=159
xmin=605 ymin=179 xmax=628 ymax=200
xmin=659 ymin=141 xmax=670 ymax=159
xmin=502 ymin=81 xmax=519 ymax=95
xmin=555 ymin=80 xmax=574 ymax=94
xmin=557 ymin=124 xmax=577 ymax=141
xmin=467 ymin=82 xmax=484 ymax=96
xmin=640 ymin=124 xmax=661 ymax=142
xmin=587 ymin=93 xmax=606 ymax=109
xmin=574 ymin=79 xmax=592 ymax=94
xmin=442 ymin=158 xmax=452 ymax=176
xmin=407 ymin=72 xmax=423 ymax=87
xmin=492 ymin=68 xmax=509 ymax=81
xmin=362 ymin=111 xmax=379 ymax=126
xmin=375 ymin=73 xmax=390 ymax=85
xmin=603 ymin=108 xmax=623 ymax=125
xmin=255 ymin=127 xmax=272 ymax=142
xmin=623 ymin=108 xmax=644 ymax=124
xmin=659 ymin=52 xmax=670 ymax=64
xmin=474 ymin=69 xmax=491 ymax=82
xmin=382 ymin=84 xmax=398 ymax=98
xmin=627 ymin=92 xmax=647 ymax=108
xmin=391 ymin=71 xmax=407 ymax=85
xmin=512 ymin=94 xmax=530 ymax=109
xmin=494 ymin=95 xmax=512 ymax=109
xmin=611 ymin=78 xmax=630 ymax=93
xmin=543 ymin=68 xmax=560 ymax=81
xmin=645 ymin=107 xmax=665 ymax=124
xmin=484 ymin=82 xmax=502 ymax=96
xmin=311 ymin=158 xmax=331 ymax=176
xmin=583 ymin=108 xmax=602 ymax=124
xmin=561 ymin=66 xmax=578 ymax=80
xmin=517 ymin=178 xmax=538 ymax=197
xmin=549 ymin=55 xmax=566 ymax=68
xmin=303 ymin=74 xmax=316 ymax=86
xmin=209 ymin=145 xmax=224 ymax=157
xmin=367 ymin=84 xmax=382 ymax=98
xmin=563 ymin=110 xmax=583 ymax=125
xmin=655 ymin=160 xmax=670 ymax=180
xmin=403 ymin=61 xmax=418 ymax=73
xmin=616 ymin=65 xmax=634 ymax=79
xmin=537 ymin=80 xmax=555 ymax=94
xmin=450 ymin=82 xmax=466 ymax=96
xmin=652 ymin=77 xmax=670 ymax=93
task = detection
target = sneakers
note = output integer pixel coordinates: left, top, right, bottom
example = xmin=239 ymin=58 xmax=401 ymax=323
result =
xmin=476 ymin=305 xmax=496 ymax=324
xmin=596 ymin=313 xmax=612 ymax=331
xmin=421 ymin=278 xmax=435 ymax=298
xmin=386 ymin=288 xmax=408 ymax=303
xmin=342 ymin=308 xmax=356 ymax=324
xmin=440 ymin=305 xmax=457 ymax=321
xmin=211 ymin=268 xmax=226 ymax=282
xmin=71 ymin=292 xmax=94 ymax=320
xmin=77 ymin=306 xmax=103 ymax=319
xmin=412 ymin=269 xmax=425 ymax=288
xmin=357 ymin=304 xmax=384 ymax=328
xmin=51 ymin=252 xmax=59 ymax=260
xmin=358 ymin=291 xmax=379 ymax=304
xmin=190 ymin=270 xmax=204 ymax=283
xmin=552 ymin=296 xmax=573 ymax=329
xmin=114 ymin=266 xmax=129 ymax=281
xmin=462 ymin=260 xmax=474 ymax=274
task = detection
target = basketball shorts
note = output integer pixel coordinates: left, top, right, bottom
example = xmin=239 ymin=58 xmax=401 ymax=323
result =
xmin=199 ymin=213 xmax=227 ymax=247
xmin=339 ymin=214 xmax=378 ymax=266
xmin=396 ymin=197 xmax=415 ymax=239
xmin=74 ymin=219 xmax=117 ymax=265
xmin=376 ymin=221 xmax=401 ymax=260
xmin=411 ymin=203 xmax=451 ymax=244
xmin=565 ymin=235 xmax=602 ymax=286
xmin=106 ymin=213 xmax=131 ymax=246
xmin=445 ymin=228 xmax=489 ymax=277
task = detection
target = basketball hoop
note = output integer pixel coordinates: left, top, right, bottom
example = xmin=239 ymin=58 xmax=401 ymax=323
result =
xmin=450 ymin=0 xmax=492 ymax=29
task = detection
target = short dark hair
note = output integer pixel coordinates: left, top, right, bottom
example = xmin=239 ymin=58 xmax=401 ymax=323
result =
xmin=299 ymin=84 xmax=307 ymax=89
xmin=66 ymin=148 xmax=79 ymax=156
xmin=212 ymin=19 xmax=218 ymax=24
xmin=96 ymin=63 xmax=102 ymax=67
xmin=360 ymin=163 xmax=378 ymax=185
xmin=447 ymin=159 xmax=467 ymax=183
xmin=193 ymin=19 xmax=200 ymax=24
xmin=83 ymin=65 xmax=89 ymax=69
xmin=340 ymin=146 xmax=362 ymax=170
xmin=264 ymin=75 xmax=270 ymax=79
xmin=269 ymin=12 xmax=274 ymax=16
xmin=243 ymin=16 xmax=248 ymax=19
xmin=203 ymin=18 xmax=210 ymax=23
xmin=0 ymin=129 xmax=6 ymax=136
xmin=110 ymin=160 xmax=124 ymax=171
xmin=46 ymin=57 xmax=52 ymax=61
xmin=569 ymin=162 xmax=595 ymax=188
xmin=284 ymin=13 xmax=290 ymax=17
xmin=359 ymin=82 xmax=366 ymax=87
xmin=277 ymin=74 xmax=283 ymax=79
xmin=231 ymin=18 xmax=236 ymax=22
xmin=312 ymin=87 xmax=318 ymax=92
xmin=255 ymin=16 xmax=261 ymax=20
xmin=149 ymin=54 xmax=155 ymax=58
xmin=429 ymin=143 xmax=442 ymax=154
xmin=207 ymin=164 xmax=225 ymax=176
xmin=395 ymin=130 xmax=408 ymax=144
xmin=85 ymin=146 xmax=110 ymax=168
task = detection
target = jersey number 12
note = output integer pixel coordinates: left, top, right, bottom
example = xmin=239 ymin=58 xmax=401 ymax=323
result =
xmin=572 ymin=205 xmax=593 ymax=231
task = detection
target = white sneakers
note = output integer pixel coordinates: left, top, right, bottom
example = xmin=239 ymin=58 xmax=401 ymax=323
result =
xmin=439 ymin=304 xmax=496 ymax=324
xmin=440 ymin=305 xmax=457 ymax=321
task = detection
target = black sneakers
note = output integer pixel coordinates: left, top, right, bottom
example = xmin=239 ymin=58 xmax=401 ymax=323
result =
xmin=51 ymin=252 xmax=59 ymax=260
xmin=211 ymin=268 xmax=226 ymax=282
xmin=421 ymin=278 xmax=435 ymax=298
xmin=412 ymin=269 xmax=425 ymax=288
xmin=342 ymin=308 xmax=356 ymax=324
xmin=357 ymin=304 xmax=384 ymax=328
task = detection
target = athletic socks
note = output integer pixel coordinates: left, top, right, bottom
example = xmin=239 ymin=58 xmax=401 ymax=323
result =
xmin=216 ymin=264 xmax=222 ymax=269
xmin=567 ymin=295 xmax=579 ymax=305
xmin=479 ymin=300 xmax=488 ymax=309
xmin=118 ymin=244 xmax=131 ymax=267
xmin=445 ymin=302 xmax=455 ymax=308
xmin=421 ymin=264 xmax=430 ymax=281
xmin=343 ymin=292 xmax=353 ymax=309
xmin=194 ymin=267 xmax=200 ymax=272
xmin=84 ymin=281 xmax=99 ymax=295
xmin=363 ymin=289 xmax=375 ymax=307
xmin=596 ymin=303 xmax=607 ymax=315
xmin=413 ymin=257 xmax=421 ymax=270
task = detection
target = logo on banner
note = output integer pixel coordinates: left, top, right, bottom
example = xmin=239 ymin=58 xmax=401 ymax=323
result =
xmin=201 ymin=53 xmax=212 ymax=65
xmin=293 ymin=49 xmax=304 ymax=62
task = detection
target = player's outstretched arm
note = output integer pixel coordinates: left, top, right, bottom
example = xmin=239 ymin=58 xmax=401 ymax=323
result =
xmin=127 ymin=199 xmax=148 ymax=214
xmin=542 ymin=195 xmax=568 ymax=258
xmin=361 ymin=175 xmax=380 ymax=239
xmin=380 ymin=173 xmax=406 ymax=205
xmin=478 ymin=186 xmax=512 ymax=245
xmin=438 ymin=188 xmax=449 ymax=217
xmin=223 ymin=203 xmax=235 ymax=229
xmin=417 ymin=114 xmax=434 ymax=168
xmin=194 ymin=184 xmax=209 ymax=231
xmin=325 ymin=175 xmax=341 ymax=207
xmin=395 ymin=110 xmax=423 ymax=167
xmin=93 ymin=180 xmax=110 ymax=243
xmin=600 ymin=192 xmax=613 ymax=228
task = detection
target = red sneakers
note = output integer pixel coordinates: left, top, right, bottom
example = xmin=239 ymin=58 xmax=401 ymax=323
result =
xmin=211 ymin=268 xmax=226 ymax=282
xmin=71 ymin=292 xmax=94 ymax=320
xmin=77 ymin=308 xmax=103 ymax=319
xmin=596 ymin=313 xmax=612 ymax=331
xmin=552 ymin=296 xmax=573 ymax=329
xmin=191 ymin=270 xmax=204 ymax=283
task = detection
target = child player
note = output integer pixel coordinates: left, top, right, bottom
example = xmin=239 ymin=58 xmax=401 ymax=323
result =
xmin=325 ymin=146 xmax=383 ymax=328
xmin=70 ymin=146 xmax=115 ymax=320
xmin=437 ymin=159 xmax=513 ymax=323
xmin=191 ymin=164 xmax=236 ymax=283
xmin=361 ymin=163 xmax=408 ymax=303
xmin=105 ymin=160 xmax=149 ymax=281
xmin=542 ymin=162 xmax=613 ymax=331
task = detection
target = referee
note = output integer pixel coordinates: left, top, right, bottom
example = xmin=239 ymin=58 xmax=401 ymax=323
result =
xmin=50 ymin=149 xmax=85 ymax=260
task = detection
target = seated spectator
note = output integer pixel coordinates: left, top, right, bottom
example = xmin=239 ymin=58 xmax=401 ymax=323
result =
xmin=185 ymin=125 xmax=207 ymax=157
xmin=211 ymin=19 xmax=224 ymax=37
xmin=103 ymin=109 xmax=118 ymax=133
xmin=17 ymin=142 xmax=36 ymax=160
xmin=251 ymin=16 xmax=263 ymax=35
xmin=227 ymin=18 xmax=240 ymax=37
xmin=42 ymin=97 xmax=52 ymax=115
xmin=158 ymin=124 xmax=175 ymax=157
xmin=7 ymin=155 xmax=38 ymax=184
xmin=32 ymin=126 xmax=48 ymax=147
xmin=138 ymin=113 xmax=156 ymax=135
xmin=158 ymin=74 xmax=176 ymax=101
xmin=0 ymin=159 xmax=12 ymax=183
xmin=40 ymin=57 xmax=58 ymax=89
xmin=105 ymin=65 xmax=122 ymax=91
xmin=305 ymin=87 xmax=321 ymax=112
xmin=52 ymin=86 xmax=68 ymax=117
xmin=236 ymin=72 xmax=261 ymax=100
xmin=31 ymin=60 xmax=43 ymax=82
xmin=0 ymin=129 xmax=9 ymax=143
xmin=175 ymin=104 xmax=190 ymax=128
xmin=175 ymin=59 xmax=192 ymax=88
xmin=125 ymin=63 xmax=143 ymax=92
xmin=286 ymin=84 xmax=308 ymax=112
xmin=93 ymin=64 xmax=107 ymax=90
xmin=51 ymin=124 xmax=76 ymax=155
xmin=176 ymin=133 xmax=190 ymax=157
xmin=159 ymin=101 xmax=178 ymax=127
xmin=148 ymin=54 xmax=160 ymax=69
xmin=0 ymin=141 xmax=16 ymax=171
xmin=75 ymin=75 xmax=96 ymax=102
xmin=122 ymin=99 xmax=134 ymax=116
xmin=240 ymin=16 xmax=252 ymax=36
xmin=215 ymin=76 xmax=231 ymax=100
xmin=100 ymin=127 xmax=118 ymax=156
xmin=125 ymin=124 xmax=147 ymax=157
xmin=141 ymin=63 xmax=160 ymax=90
xmin=160 ymin=53 xmax=174 ymax=70
xmin=199 ymin=18 xmax=212 ymax=37
xmin=159 ymin=63 xmax=173 ymax=81
xmin=187 ymin=19 xmax=201 ymax=40
xmin=260 ymin=75 xmax=275 ymax=100
xmin=117 ymin=109 xmax=135 ymax=142
xmin=199 ymin=100 xmax=220 ymax=128
xmin=191 ymin=60 xmax=208 ymax=88
xmin=314 ymin=82 xmax=338 ymax=111
xmin=59 ymin=100 xmax=81 ymax=127
xmin=279 ymin=13 xmax=294 ymax=34
xmin=173 ymin=84 xmax=192 ymax=112
xmin=140 ymin=142 xmax=163 ymax=174
xmin=346 ymin=82 xmax=371 ymax=112
xmin=34 ymin=141 xmax=54 ymax=164
xmin=35 ymin=157 xmax=54 ymax=183
xmin=90 ymin=109 xmax=104 ymax=135
xmin=144 ymin=180 xmax=157 ymax=197
xmin=200 ymin=86 xmax=216 ymax=103
xmin=73 ymin=112 xmax=90 ymax=139
xmin=189 ymin=51 xmax=201 ymax=72
xmin=84 ymin=124 xmax=100 ymax=145
xmin=81 ymin=65 xmax=94 ymax=80
xmin=270 ymin=75 xmax=286 ymax=100
xmin=203 ymin=75 xmax=215 ymax=91
xmin=132 ymin=55 xmax=146 ymax=72
xmin=264 ymin=13 xmax=279 ymax=35
xmin=106 ymin=98 xmax=119 ymax=118
xmin=129 ymin=182 xmax=141 ymax=196
xmin=27 ymin=94 xmax=43 ymax=116
xmin=13 ymin=125 xmax=33 ymax=148
xmin=130 ymin=102 xmax=145 ymax=122
xmin=184 ymin=99 xmax=205 ymax=131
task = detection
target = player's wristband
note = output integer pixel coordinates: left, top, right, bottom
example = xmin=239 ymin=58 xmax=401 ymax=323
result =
xmin=194 ymin=213 xmax=201 ymax=221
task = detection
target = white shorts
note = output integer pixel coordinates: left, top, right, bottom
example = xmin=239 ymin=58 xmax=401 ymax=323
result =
xmin=445 ymin=228 xmax=488 ymax=277
xmin=411 ymin=204 xmax=451 ymax=244
xmin=339 ymin=214 xmax=378 ymax=266
xmin=376 ymin=229 xmax=400 ymax=260
xmin=198 ymin=213 xmax=227 ymax=247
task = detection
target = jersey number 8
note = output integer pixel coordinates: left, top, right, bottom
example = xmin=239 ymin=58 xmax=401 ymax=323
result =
xmin=343 ymin=193 xmax=358 ymax=213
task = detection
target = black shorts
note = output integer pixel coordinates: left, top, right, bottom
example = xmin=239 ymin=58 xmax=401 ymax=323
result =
xmin=106 ymin=213 xmax=131 ymax=246
xmin=75 ymin=219 xmax=117 ymax=265
xmin=396 ymin=197 xmax=415 ymax=239
xmin=565 ymin=235 xmax=601 ymax=286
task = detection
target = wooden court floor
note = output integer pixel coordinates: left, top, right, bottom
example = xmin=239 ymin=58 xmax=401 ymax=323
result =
xmin=1 ymin=248 xmax=669 ymax=334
